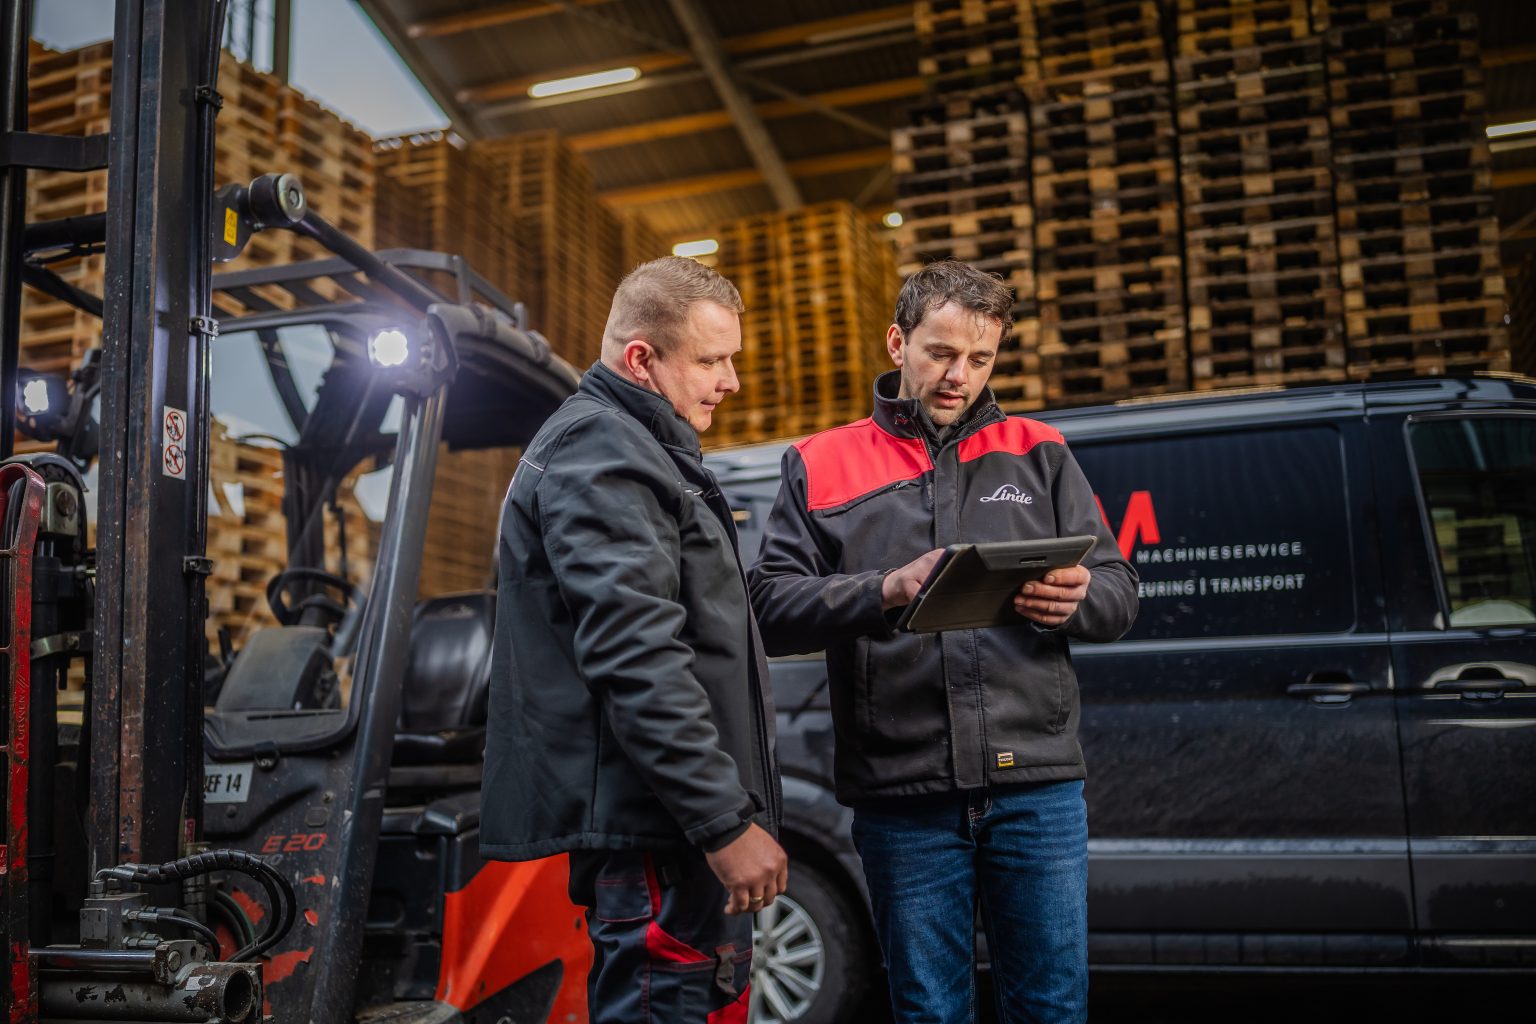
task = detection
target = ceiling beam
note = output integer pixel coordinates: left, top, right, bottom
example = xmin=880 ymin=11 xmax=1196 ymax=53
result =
xmin=1483 ymin=44 xmax=1536 ymax=69
xmin=1494 ymin=166 xmax=1536 ymax=189
xmin=570 ymin=78 xmax=924 ymax=154
xmin=600 ymin=147 xmax=890 ymax=207
xmin=409 ymin=0 xmax=617 ymax=40
xmin=665 ymin=0 xmax=800 ymax=208
xmin=458 ymin=5 xmax=911 ymax=107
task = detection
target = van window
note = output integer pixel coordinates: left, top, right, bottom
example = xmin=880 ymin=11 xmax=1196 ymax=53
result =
xmin=1073 ymin=427 xmax=1355 ymax=640
xmin=1408 ymin=417 xmax=1536 ymax=628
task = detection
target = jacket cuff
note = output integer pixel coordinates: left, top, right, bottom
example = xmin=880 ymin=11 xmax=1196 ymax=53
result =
xmin=699 ymin=820 xmax=751 ymax=853
xmin=864 ymin=569 xmax=898 ymax=637
xmin=684 ymin=799 xmax=755 ymax=849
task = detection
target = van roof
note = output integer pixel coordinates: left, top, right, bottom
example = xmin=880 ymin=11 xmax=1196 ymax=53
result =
xmin=705 ymin=374 xmax=1536 ymax=482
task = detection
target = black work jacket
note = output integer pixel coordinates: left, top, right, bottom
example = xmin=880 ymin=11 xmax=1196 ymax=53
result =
xmin=749 ymin=372 xmax=1137 ymax=805
xmin=482 ymin=361 xmax=780 ymax=860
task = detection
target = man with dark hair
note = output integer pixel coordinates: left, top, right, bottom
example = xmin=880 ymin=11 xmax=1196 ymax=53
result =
xmin=483 ymin=256 xmax=785 ymax=1023
xmin=750 ymin=259 xmax=1137 ymax=1022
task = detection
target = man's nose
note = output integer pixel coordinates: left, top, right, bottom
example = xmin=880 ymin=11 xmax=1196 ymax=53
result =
xmin=944 ymin=360 xmax=967 ymax=385
xmin=722 ymin=359 xmax=740 ymax=394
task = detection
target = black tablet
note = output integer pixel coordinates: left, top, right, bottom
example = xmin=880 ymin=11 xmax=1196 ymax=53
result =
xmin=894 ymin=535 xmax=1097 ymax=633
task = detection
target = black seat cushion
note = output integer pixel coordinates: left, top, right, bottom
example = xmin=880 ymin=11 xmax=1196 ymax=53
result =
xmin=393 ymin=591 xmax=494 ymax=766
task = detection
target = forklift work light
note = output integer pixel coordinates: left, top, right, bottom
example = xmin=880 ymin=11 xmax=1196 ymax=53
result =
xmin=22 ymin=377 xmax=51 ymax=415
xmin=368 ymin=328 xmax=412 ymax=368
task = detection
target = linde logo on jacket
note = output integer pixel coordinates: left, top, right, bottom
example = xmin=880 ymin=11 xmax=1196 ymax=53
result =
xmin=979 ymin=483 xmax=1034 ymax=505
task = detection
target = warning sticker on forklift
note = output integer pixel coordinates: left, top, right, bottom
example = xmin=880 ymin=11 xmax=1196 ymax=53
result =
xmin=162 ymin=405 xmax=187 ymax=480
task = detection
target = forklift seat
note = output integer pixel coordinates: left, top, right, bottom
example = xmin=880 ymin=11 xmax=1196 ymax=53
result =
xmin=391 ymin=591 xmax=495 ymax=767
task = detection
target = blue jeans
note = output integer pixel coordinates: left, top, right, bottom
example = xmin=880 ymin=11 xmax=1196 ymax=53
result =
xmin=852 ymin=780 xmax=1088 ymax=1024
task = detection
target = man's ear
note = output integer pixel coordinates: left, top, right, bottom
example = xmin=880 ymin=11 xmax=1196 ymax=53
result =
xmin=623 ymin=338 xmax=656 ymax=385
xmin=886 ymin=324 xmax=905 ymax=368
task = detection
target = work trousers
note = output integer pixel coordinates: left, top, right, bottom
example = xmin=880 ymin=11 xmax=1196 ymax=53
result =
xmin=568 ymin=848 xmax=754 ymax=1024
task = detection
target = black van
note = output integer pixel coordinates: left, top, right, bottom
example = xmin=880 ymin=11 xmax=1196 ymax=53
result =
xmin=711 ymin=376 xmax=1536 ymax=1024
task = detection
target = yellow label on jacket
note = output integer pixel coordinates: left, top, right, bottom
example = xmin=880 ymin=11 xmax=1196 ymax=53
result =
xmin=996 ymin=751 xmax=1014 ymax=768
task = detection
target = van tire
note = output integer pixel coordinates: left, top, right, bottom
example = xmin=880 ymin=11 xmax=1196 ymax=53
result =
xmin=752 ymin=859 xmax=880 ymax=1024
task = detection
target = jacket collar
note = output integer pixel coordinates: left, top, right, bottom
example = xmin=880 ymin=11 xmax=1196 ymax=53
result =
xmin=870 ymin=369 xmax=1002 ymax=446
xmin=579 ymin=360 xmax=701 ymax=455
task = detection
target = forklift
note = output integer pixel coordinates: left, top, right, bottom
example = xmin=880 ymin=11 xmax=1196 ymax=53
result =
xmin=1 ymin=1 xmax=590 ymax=1021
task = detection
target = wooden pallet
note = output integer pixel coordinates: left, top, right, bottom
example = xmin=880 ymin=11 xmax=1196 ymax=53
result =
xmin=1035 ymin=205 xmax=1181 ymax=249
xmin=1037 ymin=231 xmax=1182 ymax=276
xmin=1176 ymin=72 xmax=1326 ymax=132
xmin=1028 ymin=0 xmax=1168 ymax=77
xmin=1041 ymin=330 xmax=1190 ymax=406
xmin=1191 ymin=340 xmax=1348 ymax=390
xmin=1175 ymin=0 xmax=1314 ymax=54
xmin=1346 ymin=326 xmax=1511 ymax=379
xmin=1323 ymin=9 xmax=1477 ymax=53
xmin=1313 ymin=0 xmax=1462 ymax=30
xmin=1036 ymin=174 xmax=1177 ymax=225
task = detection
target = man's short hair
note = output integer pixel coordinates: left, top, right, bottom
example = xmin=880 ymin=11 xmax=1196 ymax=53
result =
xmin=602 ymin=256 xmax=745 ymax=356
xmin=893 ymin=260 xmax=1014 ymax=340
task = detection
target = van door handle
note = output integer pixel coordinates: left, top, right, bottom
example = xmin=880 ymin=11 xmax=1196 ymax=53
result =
xmin=1429 ymin=662 xmax=1535 ymax=700
xmin=1287 ymin=676 xmax=1369 ymax=704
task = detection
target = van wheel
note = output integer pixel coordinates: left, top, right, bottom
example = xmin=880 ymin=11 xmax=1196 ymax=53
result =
xmin=751 ymin=859 xmax=877 ymax=1024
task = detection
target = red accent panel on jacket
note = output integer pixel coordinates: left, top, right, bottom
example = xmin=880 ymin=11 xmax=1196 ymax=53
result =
xmin=957 ymin=418 xmax=1063 ymax=464
xmin=795 ymin=420 xmax=933 ymax=511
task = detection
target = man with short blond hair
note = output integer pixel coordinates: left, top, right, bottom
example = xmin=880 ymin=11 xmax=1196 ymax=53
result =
xmin=483 ymin=256 xmax=785 ymax=1022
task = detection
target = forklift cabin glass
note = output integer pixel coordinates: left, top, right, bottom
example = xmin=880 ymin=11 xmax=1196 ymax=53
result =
xmin=206 ymin=314 xmax=409 ymax=702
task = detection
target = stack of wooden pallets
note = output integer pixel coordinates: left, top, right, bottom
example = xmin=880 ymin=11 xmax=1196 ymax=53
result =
xmin=372 ymin=132 xmax=670 ymax=594
xmin=915 ymin=0 xmax=1039 ymax=91
xmin=891 ymin=0 xmax=1512 ymax=409
xmin=1317 ymin=0 xmax=1508 ymax=376
xmin=708 ymin=202 xmax=899 ymax=447
xmin=374 ymin=133 xmax=522 ymax=296
xmin=1026 ymin=0 xmax=1188 ymax=405
xmin=479 ymin=131 xmax=618 ymax=370
xmin=893 ymin=84 xmax=1042 ymax=411
xmin=1176 ymin=0 xmax=1347 ymax=389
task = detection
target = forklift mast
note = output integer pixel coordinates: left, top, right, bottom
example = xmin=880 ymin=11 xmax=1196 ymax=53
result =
xmin=1 ymin=0 xmax=225 ymax=1014
xmin=3 ymin=4 xmax=590 ymax=1021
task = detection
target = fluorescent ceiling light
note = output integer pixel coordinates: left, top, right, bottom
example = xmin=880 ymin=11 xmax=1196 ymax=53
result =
xmin=1486 ymin=120 xmax=1536 ymax=138
xmin=528 ymin=66 xmax=641 ymax=99
xmin=673 ymin=238 xmax=720 ymax=258
xmin=882 ymin=211 xmax=903 ymax=228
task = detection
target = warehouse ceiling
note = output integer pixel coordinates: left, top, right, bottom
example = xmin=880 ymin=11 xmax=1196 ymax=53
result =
xmin=357 ymin=0 xmax=1535 ymax=268
xmin=355 ymin=0 xmax=916 ymax=240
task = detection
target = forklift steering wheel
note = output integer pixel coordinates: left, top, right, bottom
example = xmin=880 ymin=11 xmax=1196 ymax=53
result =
xmin=266 ymin=567 xmax=362 ymax=628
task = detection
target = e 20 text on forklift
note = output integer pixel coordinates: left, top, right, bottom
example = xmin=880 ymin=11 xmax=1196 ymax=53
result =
xmin=2 ymin=2 xmax=592 ymax=1022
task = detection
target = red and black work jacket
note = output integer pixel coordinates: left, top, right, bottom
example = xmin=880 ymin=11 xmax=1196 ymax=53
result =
xmin=749 ymin=371 xmax=1137 ymax=806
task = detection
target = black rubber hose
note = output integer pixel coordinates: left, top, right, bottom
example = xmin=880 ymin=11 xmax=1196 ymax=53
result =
xmin=96 ymin=849 xmax=296 ymax=962
xmin=209 ymin=888 xmax=257 ymax=955
xmin=150 ymin=909 xmax=221 ymax=954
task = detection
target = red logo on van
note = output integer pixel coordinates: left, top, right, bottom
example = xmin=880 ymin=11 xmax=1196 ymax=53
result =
xmin=1095 ymin=491 xmax=1160 ymax=559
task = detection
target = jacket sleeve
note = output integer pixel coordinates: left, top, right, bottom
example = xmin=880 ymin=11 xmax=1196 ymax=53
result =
xmin=748 ymin=447 xmax=891 ymax=656
xmin=536 ymin=417 xmax=755 ymax=849
xmin=1051 ymin=442 xmax=1139 ymax=642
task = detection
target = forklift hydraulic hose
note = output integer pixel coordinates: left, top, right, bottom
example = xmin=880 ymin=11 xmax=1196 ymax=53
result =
xmin=96 ymin=849 xmax=296 ymax=962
